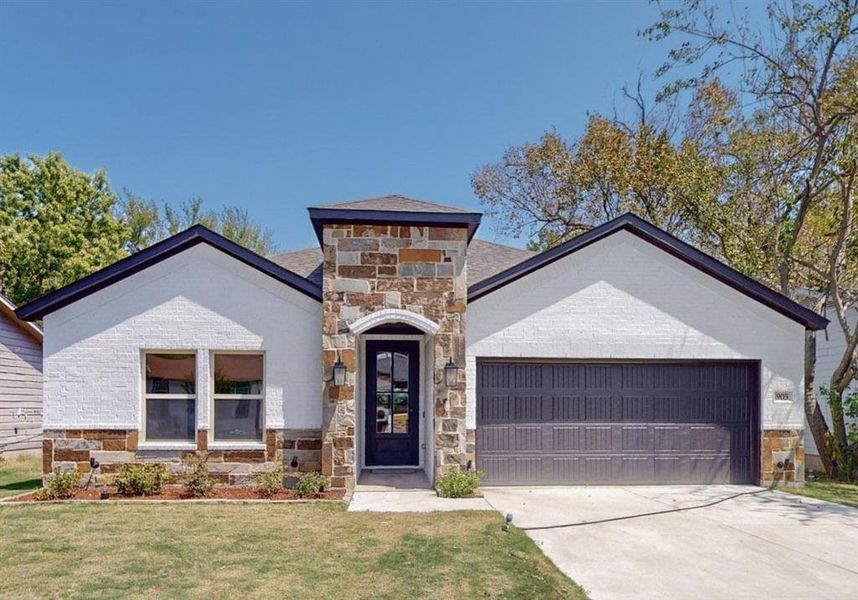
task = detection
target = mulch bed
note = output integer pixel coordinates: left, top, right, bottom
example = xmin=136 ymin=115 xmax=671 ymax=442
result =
xmin=13 ymin=485 xmax=346 ymax=502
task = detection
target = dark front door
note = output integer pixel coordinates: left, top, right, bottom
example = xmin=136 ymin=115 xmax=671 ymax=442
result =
xmin=365 ymin=340 xmax=420 ymax=466
xmin=476 ymin=361 xmax=757 ymax=485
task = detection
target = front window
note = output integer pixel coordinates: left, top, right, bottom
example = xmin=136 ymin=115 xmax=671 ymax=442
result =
xmin=213 ymin=353 xmax=264 ymax=442
xmin=144 ymin=353 xmax=196 ymax=442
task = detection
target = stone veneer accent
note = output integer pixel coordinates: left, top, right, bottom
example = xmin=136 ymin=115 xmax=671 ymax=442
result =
xmin=761 ymin=429 xmax=805 ymax=486
xmin=321 ymin=224 xmax=471 ymax=491
xmin=42 ymin=429 xmax=322 ymax=487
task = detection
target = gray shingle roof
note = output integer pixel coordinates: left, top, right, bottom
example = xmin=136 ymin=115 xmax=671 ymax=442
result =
xmin=466 ymin=239 xmax=535 ymax=286
xmin=268 ymin=247 xmax=323 ymax=286
xmin=310 ymin=194 xmax=475 ymax=214
xmin=268 ymin=238 xmax=534 ymax=289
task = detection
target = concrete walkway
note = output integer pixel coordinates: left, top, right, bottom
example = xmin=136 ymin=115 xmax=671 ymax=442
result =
xmin=347 ymin=470 xmax=492 ymax=512
xmin=482 ymin=485 xmax=858 ymax=600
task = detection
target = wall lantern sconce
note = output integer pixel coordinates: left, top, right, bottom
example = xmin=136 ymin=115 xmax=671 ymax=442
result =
xmin=332 ymin=359 xmax=347 ymax=387
xmin=444 ymin=358 xmax=458 ymax=388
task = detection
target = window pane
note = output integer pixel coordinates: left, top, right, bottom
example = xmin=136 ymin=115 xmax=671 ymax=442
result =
xmin=393 ymin=352 xmax=408 ymax=391
xmin=376 ymin=393 xmax=391 ymax=433
xmin=214 ymin=354 xmax=263 ymax=394
xmin=214 ymin=399 xmax=263 ymax=441
xmin=146 ymin=353 xmax=195 ymax=394
xmin=376 ymin=351 xmax=391 ymax=393
xmin=146 ymin=398 xmax=195 ymax=441
xmin=393 ymin=392 xmax=408 ymax=433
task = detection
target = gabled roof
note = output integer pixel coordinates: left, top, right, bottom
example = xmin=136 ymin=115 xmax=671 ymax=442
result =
xmin=268 ymin=237 xmax=535 ymax=290
xmin=15 ymin=225 xmax=322 ymax=321
xmin=0 ymin=292 xmax=42 ymax=342
xmin=308 ymin=194 xmax=482 ymax=246
xmin=468 ymin=213 xmax=828 ymax=331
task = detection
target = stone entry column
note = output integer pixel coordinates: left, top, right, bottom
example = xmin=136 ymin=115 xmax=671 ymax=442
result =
xmin=320 ymin=224 xmax=470 ymax=492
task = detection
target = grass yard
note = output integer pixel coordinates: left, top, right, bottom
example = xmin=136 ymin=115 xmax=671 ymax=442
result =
xmin=779 ymin=480 xmax=858 ymax=508
xmin=0 ymin=502 xmax=586 ymax=599
xmin=0 ymin=454 xmax=42 ymax=499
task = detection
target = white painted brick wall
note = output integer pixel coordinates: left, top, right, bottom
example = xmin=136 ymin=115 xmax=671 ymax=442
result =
xmin=466 ymin=230 xmax=806 ymax=431
xmin=43 ymin=244 xmax=322 ymax=432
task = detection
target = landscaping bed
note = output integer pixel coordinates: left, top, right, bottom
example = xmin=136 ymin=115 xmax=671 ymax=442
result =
xmin=10 ymin=484 xmax=345 ymax=502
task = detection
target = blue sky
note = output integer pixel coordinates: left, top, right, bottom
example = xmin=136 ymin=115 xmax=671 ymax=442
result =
xmin=1 ymin=1 xmax=733 ymax=251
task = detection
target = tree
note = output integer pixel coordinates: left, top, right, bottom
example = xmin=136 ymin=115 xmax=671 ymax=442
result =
xmin=471 ymin=91 xmax=721 ymax=251
xmin=1 ymin=153 xmax=278 ymax=307
xmin=118 ymin=195 xmax=277 ymax=256
xmin=0 ymin=153 xmax=130 ymax=306
xmin=646 ymin=0 xmax=858 ymax=478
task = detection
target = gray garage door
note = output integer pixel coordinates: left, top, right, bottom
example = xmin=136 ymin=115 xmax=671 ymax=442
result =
xmin=476 ymin=362 xmax=756 ymax=485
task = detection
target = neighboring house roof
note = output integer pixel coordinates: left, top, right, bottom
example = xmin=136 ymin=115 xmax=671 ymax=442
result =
xmin=0 ymin=292 xmax=42 ymax=342
xmin=468 ymin=212 xmax=829 ymax=331
xmin=15 ymin=224 xmax=322 ymax=321
xmin=269 ymin=238 xmax=535 ymax=289
xmin=307 ymin=194 xmax=482 ymax=245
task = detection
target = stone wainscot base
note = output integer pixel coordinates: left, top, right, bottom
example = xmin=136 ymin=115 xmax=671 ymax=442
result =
xmin=42 ymin=429 xmax=322 ymax=486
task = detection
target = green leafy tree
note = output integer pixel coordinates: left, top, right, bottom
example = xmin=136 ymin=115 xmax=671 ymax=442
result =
xmin=0 ymin=153 xmax=130 ymax=305
xmin=119 ymin=195 xmax=277 ymax=256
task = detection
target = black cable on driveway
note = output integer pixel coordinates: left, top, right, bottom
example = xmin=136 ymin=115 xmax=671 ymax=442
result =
xmin=504 ymin=488 xmax=770 ymax=531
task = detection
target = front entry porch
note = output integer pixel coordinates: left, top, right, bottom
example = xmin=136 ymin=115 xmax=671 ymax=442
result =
xmin=349 ymin=469 xmax=492 ymax=512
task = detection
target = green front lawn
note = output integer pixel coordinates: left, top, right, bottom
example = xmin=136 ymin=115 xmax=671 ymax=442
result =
xmin=0 ymin=454 xmax=42 ymax=499
xmin=779 ymin=480 xmax=858 ymax=508
xmin=0 ymin=503 xmax=586 ymax=599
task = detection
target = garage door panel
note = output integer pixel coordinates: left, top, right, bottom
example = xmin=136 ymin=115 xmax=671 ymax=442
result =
xmin=477 ymin=361 xmax=755 ymax=485
xmin=478 ymin=425 xmax=511 ymax=451
xmin=551 ymin=396 xmax=584 ymax=420
xmin=621 ymin=426 xmax=651 ymax=451
xmin=552 ymin=426 xmax=582 ymax=451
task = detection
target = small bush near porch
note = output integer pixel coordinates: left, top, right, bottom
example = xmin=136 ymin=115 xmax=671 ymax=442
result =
xmin=0 ymin=503 xmax=586 ymax=599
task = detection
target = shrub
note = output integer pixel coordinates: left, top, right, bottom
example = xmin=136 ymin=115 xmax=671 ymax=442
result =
xmin=35 ymin=468 xmax=80 ymax=500
xmin=114 ymin=463 xmax=168 ymax=496
xmin=255 ymin=467 xmax=284 ymax=498
xmin=436 ymin=466 xmax=482 ymax=498
xmin=181 ymin=452 xmax=216 ymax=498
xmin=292 ymin=471 xmax=329 ymax=498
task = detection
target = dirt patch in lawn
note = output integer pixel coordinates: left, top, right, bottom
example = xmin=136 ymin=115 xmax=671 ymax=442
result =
xmin=12 ymin=484 xmax=345 ymax=502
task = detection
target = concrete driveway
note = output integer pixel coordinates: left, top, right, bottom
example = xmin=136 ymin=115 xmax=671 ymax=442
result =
xmin=482 ymin=485 xmax=858 ymax=600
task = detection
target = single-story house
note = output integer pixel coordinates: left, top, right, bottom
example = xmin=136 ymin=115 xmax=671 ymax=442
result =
xmin=16 ymin=195 xmax=827 ymax=491
xmin=0 ymin=291 xmax=43 ymax=458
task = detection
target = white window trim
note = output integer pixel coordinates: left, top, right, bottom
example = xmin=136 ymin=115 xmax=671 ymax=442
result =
xmin=141 ymin=350 xmax=198 ymax=446
xmin=209 ymin=351 xmax=266 ymax=448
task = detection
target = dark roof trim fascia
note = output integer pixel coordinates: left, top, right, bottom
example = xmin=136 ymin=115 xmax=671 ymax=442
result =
xmin=308 ymin=207 xmax=482 ymax=246
xmin=468 ymin=213 xmax=828 ymax=331
xmin=16 ymin=225 xmax=323 ymax=321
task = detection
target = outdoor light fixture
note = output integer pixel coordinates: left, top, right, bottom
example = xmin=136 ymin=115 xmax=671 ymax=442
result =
xmin=332 ymin=358 xmax=347 ymax=387
xmin=444 ymin=358 xmax=458 ymax=387
xmin=290 ymin=455 xmax=299 ymax=469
